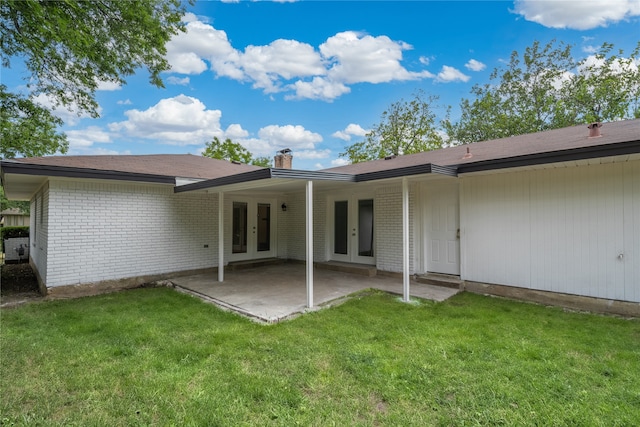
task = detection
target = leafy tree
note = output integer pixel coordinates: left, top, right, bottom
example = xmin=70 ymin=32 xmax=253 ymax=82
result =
xmin=444 ymin=40 xmax=575 ymax=144
xmin=340 ymin=90 xmax=443 ymax=163
xmin=568 ymin=42 xmax=640 ymax=123
xmin=444 ymin=40 xmax=640 ymax=144
xmin=0 ymin=0 xmax=189 ymax=159
xmin=202 ymin=137 xmax=272 ymax=168
xmin=1 ymin=85 xmax=68 ymax=158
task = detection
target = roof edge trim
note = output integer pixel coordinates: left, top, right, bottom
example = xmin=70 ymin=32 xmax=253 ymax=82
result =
xmin=457 ymin=139 xmax=640 ymax=174
xmin=0 ymin=161 xmax=175 ymax=184
xmin=355 ymin=163 xmax=458 ymax=182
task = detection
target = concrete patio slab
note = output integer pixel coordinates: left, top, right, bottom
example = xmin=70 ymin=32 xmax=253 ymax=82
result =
xmin=170 ymin=263 xmax=459 ymax=322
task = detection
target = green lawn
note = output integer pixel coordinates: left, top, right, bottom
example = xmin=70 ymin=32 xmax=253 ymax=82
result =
xmin=1 ymin=289 xmax=639 ymax=426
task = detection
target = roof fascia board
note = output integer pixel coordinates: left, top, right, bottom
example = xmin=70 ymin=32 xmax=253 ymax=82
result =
xmin=175 ymin=168 xmax=273 ymax=193
xmin=355 ymin=163 xmax=458 ymax=182
xmin=0 ymin=161 xmax=175 ymax=184
xmin=457 ymin=140 xmax=640 ymax=174
xmin=175 ymin=168 xmax=356 ymax=193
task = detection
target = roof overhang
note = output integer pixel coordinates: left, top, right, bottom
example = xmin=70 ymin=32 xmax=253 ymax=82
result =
xmin=355 ymin=163 xmax=458 ymax=182
xmin=1 ymin=160 xmax=176 ymax=200
xmin=457 ymin=139 xmax=640 ymax=174
xmin=174 ymin=163 xmax=457 ymax=194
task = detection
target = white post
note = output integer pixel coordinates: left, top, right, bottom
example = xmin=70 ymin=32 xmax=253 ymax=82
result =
xmin=306 ymin=180 xmax=314 ymax=308
xmin=402 ymin=177 xmax=410 ymax=302
xmin=218 ymin=192 xmax=224 ymax=282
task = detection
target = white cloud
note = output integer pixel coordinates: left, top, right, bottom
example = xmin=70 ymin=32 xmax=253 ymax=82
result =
xmin=165 ymin=16 xmax=237 ymax=74
xmin=513 ymin=0 xmax=640 ymax=30
xmin=65 ymin=126 xmax=111 ymax=149
xmin=579 ymin=53 xmax=640 ymax=76
xmin=117 ymin=99 xmax=132 ymax=105
xmin=419 ymin=56 xmax=433 ymax=65
xmin=330 ymin=158 xmax=350 ymax=167
xmin=33 ymin=93 xmax=97 ymax=126
xmin=258 ymin=124 xmax=322 ymax=150
xmin=287 ymin=77 xmax=350 ymax=101
xmin=69 ymin=147 xmax=132 ymax=156
xmin=332 ymin=123 xmax=369 ymax=141
xmin=167 ymin=76 xmax=190 ymax=86
xmin=165 ymin=17 xmax=435 ymax=101
xmin=296 ymin=149 xmax=331 ymax=159
xmin=96 ymin=80 xmax=121 ymax=91
xmin=436 ymin=66 xmax=470 ymax=83
xmin=320 ymin=31 xmax=433 ymax=84
xmin=465 ymin=59 xmax=486 ymax=72
xmin=225 ymin=123 xmax=249 ymax=139
xmin=239 ymin=39 xmax=325 ymax=93
xmin=231 ymin=124 xmax=324 ymax=158
xmin=109 ymin=94 xmax=228 ymax=146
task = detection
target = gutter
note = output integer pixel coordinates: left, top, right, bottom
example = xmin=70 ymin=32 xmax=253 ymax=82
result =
xmin=0 ymin=160 xmax=176 ymax=185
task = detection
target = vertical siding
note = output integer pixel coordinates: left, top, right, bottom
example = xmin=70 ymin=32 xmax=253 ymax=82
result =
xmin=623 ymin=160 xmax=640 ymax=302
xmin=30 ymin=183 xmax=49 ymax=284
xmin=46 ymin=180 xmax=217 ymax=288
xmin=461 ymin=160 xmax=639 ymax=302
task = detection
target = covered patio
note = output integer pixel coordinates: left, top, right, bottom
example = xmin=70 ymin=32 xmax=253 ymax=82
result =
xmin=171 ymin=263 xmax=459 ymax=322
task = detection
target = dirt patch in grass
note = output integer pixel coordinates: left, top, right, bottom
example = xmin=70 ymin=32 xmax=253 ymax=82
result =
xmin=1 ymin=263 xmax=42 ymax=305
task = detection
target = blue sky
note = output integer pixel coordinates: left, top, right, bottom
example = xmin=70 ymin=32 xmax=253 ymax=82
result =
xmin=5 ymin=0 xmax=640 ymax=170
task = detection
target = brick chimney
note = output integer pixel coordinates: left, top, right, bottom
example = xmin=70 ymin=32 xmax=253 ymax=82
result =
xmin=274 ymin=148 xmax=293 ymax=169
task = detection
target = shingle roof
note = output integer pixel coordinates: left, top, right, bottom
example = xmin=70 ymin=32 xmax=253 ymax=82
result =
xmin=10 ymin=154 xmax=262 ymax=180
xmin=324 ymin=119 xmax=640 ymax=175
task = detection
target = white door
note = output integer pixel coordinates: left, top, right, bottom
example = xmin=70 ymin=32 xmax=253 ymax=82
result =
xmin=424 ymin=182 xmax=460 ymax=275
xmin=330 ymin=196 xmax=375 ymax=265
xmin=230 ymin=198 xmax=276 ymax=261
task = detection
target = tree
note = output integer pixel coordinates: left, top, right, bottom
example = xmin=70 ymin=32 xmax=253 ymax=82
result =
xmin=202 ymin=137 xmax=272 ymax=168
xmin=444 ymin=40 xmax=640 ymax=144
xmin=340 ymin=90 xmax=443 ymax=163
xmin=568 ymin=42 xmax=640 ymax=123
xmin=0 ymin=0 xmax=189 ymax=158
xmin=1 ymin=85 xmax=68 ymax=158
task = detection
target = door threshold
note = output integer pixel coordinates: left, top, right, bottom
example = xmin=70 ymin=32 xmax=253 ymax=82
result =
xmin=316 ymin=261 xmax=377 ymax=277
xmin=227 ymin=258 xmax=286 ymax=271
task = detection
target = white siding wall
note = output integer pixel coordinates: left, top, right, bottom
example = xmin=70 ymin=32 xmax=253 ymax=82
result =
xmin=461 ymin=159 xmax=640 ymax=302
xmin=45 ymin=179 xmax=217 ymax=288
xmin=375 ymin=184 xmax=416 ymax=273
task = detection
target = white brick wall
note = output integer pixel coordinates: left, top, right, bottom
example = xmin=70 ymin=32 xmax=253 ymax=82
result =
xmin=374 ymin=184 xmax=415 ymax=273
xmin=279 ymin=191 xmax=327 ymax=262
xmin=45 ymin=179 xmax=217 ymax=288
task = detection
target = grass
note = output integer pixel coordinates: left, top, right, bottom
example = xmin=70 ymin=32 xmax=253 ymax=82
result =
xmin=1 ymin=288 xmax=639 ymax=426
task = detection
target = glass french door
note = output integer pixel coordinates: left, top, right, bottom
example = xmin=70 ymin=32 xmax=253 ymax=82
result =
xmin=231 ymin=199 xmax=275 ymax=260
xmin=331 ymin=196 xmax=375 ymax=265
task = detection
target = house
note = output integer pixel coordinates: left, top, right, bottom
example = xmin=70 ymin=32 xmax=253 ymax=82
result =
xmin=1 ymin=119 xmax=639 ymax=315
xmin=0 ymin=207 xmax=30 ymax=227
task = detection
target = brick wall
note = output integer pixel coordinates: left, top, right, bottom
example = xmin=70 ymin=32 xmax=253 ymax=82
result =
xmin=44 ymin=179 xmax=217 ymax=288
xmin=374 ymin=184 xmax=415 ymax=273
xmin=279 ymin=191 xmax=327 ymax=262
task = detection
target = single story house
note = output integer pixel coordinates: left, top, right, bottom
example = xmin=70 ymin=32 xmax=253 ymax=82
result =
xmin=1 ymin=119 xmax=639 ymax=315
xmin=1 ymin=207 xmax=30 ymax=227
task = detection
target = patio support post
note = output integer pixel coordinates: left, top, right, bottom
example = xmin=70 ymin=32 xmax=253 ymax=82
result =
xmin=306 ymin=180 xmax=314 ymax=308
xmin=402 ymin=177 xmax=410 ymax=302
xmin=218 ymin=191 xmax=224 ymax=282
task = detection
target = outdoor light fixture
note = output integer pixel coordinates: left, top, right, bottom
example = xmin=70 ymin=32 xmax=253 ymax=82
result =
xmin=281 ymin=203 xmax=287 ymax=212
